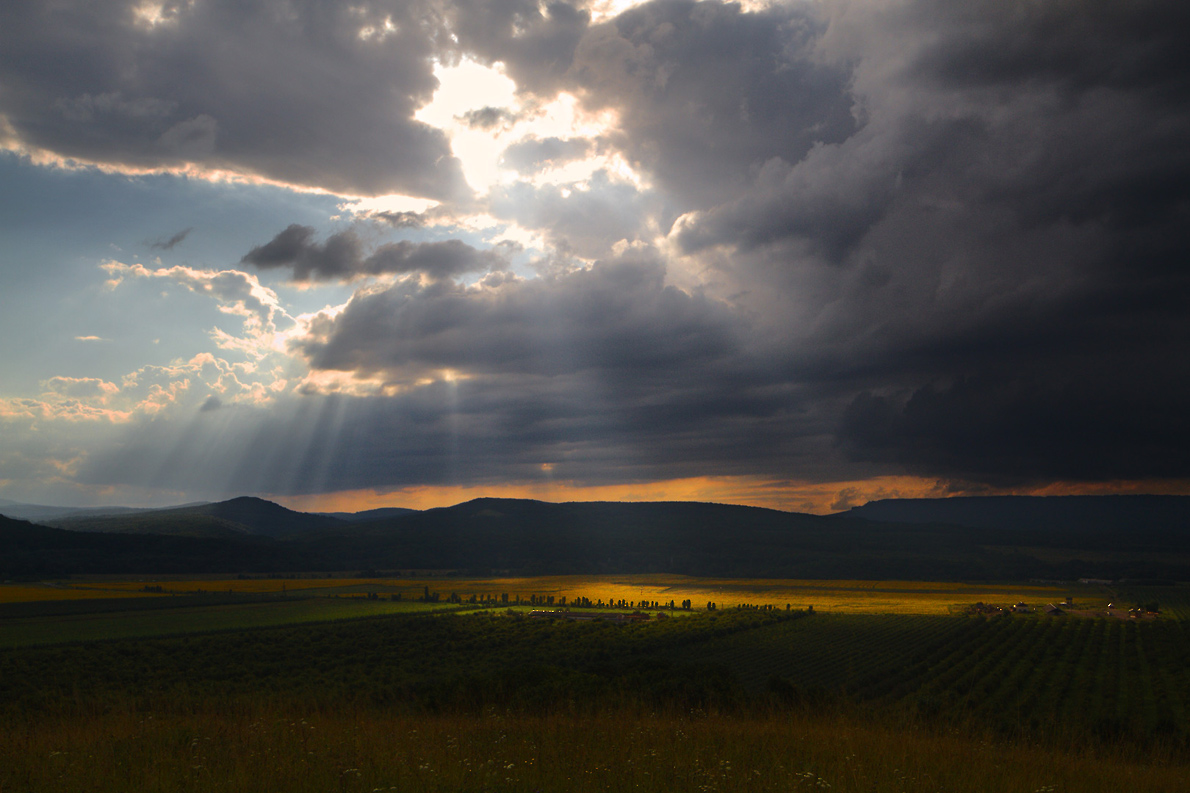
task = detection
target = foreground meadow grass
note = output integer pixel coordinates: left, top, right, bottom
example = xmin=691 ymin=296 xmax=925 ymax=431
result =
xmin=3 ymin=707 xmax=1186 ymax=793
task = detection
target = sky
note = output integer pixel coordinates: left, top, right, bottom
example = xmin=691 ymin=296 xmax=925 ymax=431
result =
xmin=0 ymin=0 xmax=1187 ymax=514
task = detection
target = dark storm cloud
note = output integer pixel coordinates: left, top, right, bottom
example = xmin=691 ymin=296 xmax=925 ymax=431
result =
xmin=22 ymin=0 xmax=1190 ymax=498
xmin=149 ymin=227 xmax=192 ymax=251
xmin=536 ymin=0 xmax=1188 ymax=487
xmin=0 ymin=0 xmax=468 ymax=198
xmin=443 ymin=0 xmax=590 ymax=95
xmin=217 ymin=1 xmax=1190 ymax=489
xmin=569 ymin=0 xmax=858 ymax=210
xmin=839 ymin=362 xmax=1190 ymax=485
xmin=672 ymin=0 xmax=1190 ymax=258
xmin=242 ymin=225 xmax=508 ymax=282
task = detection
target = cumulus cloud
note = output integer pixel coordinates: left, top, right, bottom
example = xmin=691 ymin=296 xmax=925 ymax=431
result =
xmin=241 ymin=225 xmax=512 ymax=281
xmin=101 ymin=261 xmax=286 ymax=352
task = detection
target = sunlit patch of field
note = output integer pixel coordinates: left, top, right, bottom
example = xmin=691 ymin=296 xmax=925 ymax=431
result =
xmin=27 ymin=575 xmax=1107 ymax=614
xmin=371 ymin=575 xmax=1088 ymax=614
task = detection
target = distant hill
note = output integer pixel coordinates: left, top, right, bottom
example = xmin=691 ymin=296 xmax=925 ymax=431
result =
xmin=46 ymin=496 xmax=346 ymax=539
xmin=840 ymin=495 xmax=1190 ymax=541
xmin=319 ymin=497 xmax=993 ymax=579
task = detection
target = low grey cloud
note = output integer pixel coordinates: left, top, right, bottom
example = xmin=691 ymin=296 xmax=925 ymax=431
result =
xmin=242 ymin=225 xmax=509 ymax=282
xmin=0 ymin=0 xmax=468 ymax=198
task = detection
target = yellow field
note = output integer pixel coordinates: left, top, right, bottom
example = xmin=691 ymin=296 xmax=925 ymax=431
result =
xmin=17 ymin=574 xmax=1104 ymax=614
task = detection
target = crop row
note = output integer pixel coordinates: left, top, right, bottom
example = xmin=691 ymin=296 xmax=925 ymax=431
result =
xmin=712 ymin=612 xmax=1190 ymax=739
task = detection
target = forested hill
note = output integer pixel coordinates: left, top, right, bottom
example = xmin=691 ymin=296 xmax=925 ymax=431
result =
xmin=0 ymin=514 xmax=281 ymax=576
xmin=3 ymin=495 xmax=1189 ymax=580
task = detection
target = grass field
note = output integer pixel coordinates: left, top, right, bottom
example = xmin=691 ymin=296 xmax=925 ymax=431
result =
xmin=5 ymin=707 xmax=1188 ymax=793
xmin=3 ymin=576 xmax=1189 ymax=791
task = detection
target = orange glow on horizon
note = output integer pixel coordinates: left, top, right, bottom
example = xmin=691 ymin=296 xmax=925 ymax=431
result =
xmin=269 ymin=476 xmax=1190 ymax=516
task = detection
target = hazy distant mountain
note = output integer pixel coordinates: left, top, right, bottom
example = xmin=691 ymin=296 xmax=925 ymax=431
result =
xmin=319 ymin=507 xmax=419 ymax=522
xmin=46 ymin=496 xmax=345 ymax=539
xmin=0 ymin=499 xmax=163 ymax=522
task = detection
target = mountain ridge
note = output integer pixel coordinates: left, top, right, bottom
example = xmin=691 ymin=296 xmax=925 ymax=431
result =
xmin=5 ymin=494 xmax=1189 ymax=581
